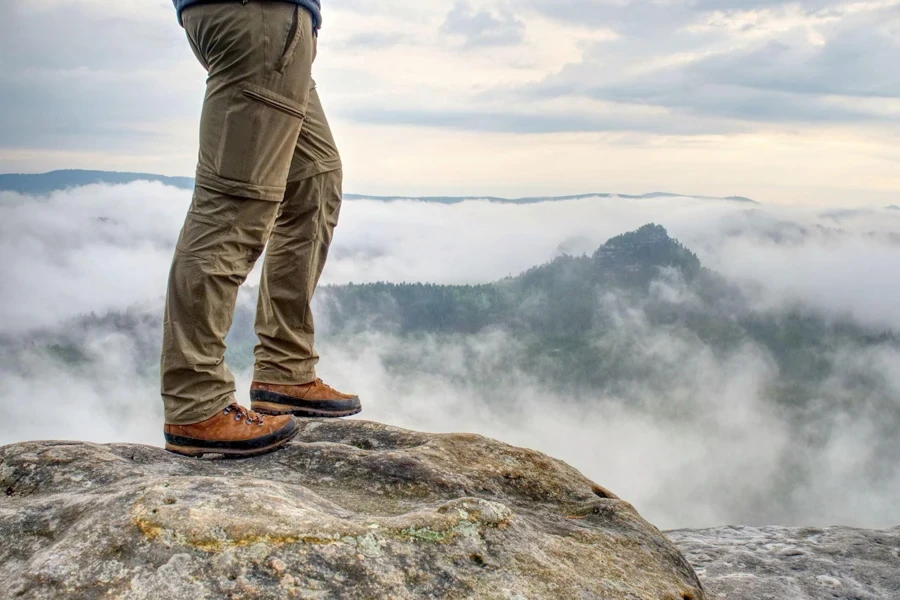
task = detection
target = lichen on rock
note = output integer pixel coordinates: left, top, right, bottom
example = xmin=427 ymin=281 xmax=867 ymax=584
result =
xmin=0 ymin=420 xmax=705 ymax=599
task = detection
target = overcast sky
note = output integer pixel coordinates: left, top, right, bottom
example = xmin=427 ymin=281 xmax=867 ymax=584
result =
xmin=2 ymin=0 xmax=899 ymax=205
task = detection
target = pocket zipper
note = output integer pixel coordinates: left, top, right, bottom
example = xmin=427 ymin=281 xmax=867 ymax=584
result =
xmin=242 ymin=88 xmax=306 ymax=121
xmin=275 ymin=6 xmax=303 ymax=72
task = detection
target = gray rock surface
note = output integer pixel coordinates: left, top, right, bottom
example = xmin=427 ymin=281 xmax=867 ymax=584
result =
xmin=668 ymin=525 xmax=900 ymax=600
xmin=0 ymin=419 xmax=704 ymax=599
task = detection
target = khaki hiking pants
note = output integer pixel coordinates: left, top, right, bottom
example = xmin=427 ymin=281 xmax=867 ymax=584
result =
xmin=161 ymin=1 xmax=341 ymax=425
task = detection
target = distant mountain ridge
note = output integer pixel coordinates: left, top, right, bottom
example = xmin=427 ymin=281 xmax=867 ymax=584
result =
xmin=0 ymin=169 xmax=758 ymax=204
xmin=0 ymin=170 xmax=194 ymax=195
xmin=342 ymin=192 xmax=759 ymax=205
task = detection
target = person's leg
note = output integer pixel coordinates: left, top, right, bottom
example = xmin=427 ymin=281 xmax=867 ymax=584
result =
xmin=251 ymin=87 xmax=361 ymax=417
xmin=253 ymin=88 xmax=342 ymax=385
xmin=251 ymin=170 xmax=341 ymax=384
xmin=161 ymin=1 xmax=316 ymax=432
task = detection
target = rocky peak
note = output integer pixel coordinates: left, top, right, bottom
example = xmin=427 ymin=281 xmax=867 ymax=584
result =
xmin=1 ymin=419 xmax=704 ymax=599
xmin=506 ymin=224 xmax=703 ymax=297
xmin=592 ymin=224 xmax=702 ymax=285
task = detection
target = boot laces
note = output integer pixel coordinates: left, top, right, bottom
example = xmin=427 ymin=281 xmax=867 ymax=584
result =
xmin=223 ymin=403 xmax=265 ymax=427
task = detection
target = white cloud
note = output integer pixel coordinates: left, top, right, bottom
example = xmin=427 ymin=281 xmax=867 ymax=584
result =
xmin=2 ymin=182 xmax=898 ymax=333
xmin=0 ymin=182 xmax=185 ymax=333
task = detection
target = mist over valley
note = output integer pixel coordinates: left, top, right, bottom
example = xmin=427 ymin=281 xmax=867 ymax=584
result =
xmin=2 ymin=176 xmax=898 ymax=531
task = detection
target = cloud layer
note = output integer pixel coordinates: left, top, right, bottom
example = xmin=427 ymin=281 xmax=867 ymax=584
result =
xmin=1 ymin=182 xmax=899 ymax=531
xmin=3 ymin=182 xmax=899 ymax=333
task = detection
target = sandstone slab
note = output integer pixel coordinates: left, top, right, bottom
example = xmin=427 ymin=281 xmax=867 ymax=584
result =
xmin=1 ymin=419 xmax=703 ymax=599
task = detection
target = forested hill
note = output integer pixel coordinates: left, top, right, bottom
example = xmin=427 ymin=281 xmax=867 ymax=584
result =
xmin=19 ymin=223 xmax=897 ymax=399
xmin=321 ymin=224 xmax=710 ymax=335
xmin=315 ymin=224 xmax=896 ymax=399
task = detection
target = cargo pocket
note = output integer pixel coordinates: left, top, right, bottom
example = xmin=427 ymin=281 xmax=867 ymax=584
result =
xmin=214 ymin=84 xmax=307 ymax=197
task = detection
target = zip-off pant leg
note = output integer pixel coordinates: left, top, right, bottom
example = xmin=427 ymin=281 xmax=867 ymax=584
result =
xmin=254 ymin=167 xmax=343 ymax=385
xmin=161 ymin=193 xmax=280 ymax=425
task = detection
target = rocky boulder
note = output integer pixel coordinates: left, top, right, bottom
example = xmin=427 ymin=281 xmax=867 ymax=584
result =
xmin=0 ymin=419 xmax=704 ymax=599
xmin=669 ymin=525 xmax=900 ymax=600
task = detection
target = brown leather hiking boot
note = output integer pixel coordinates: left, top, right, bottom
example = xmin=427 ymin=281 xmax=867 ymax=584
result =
xmin=250 ymin=379 xmax=362 ymax=418
xmin=164 ymin=404 xmax=298 ymax=458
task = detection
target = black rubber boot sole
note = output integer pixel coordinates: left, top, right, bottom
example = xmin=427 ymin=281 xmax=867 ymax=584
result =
xmin=250 ymin=389 xmax=362 ymax=418
xmin=164 ymin=420 xmax=299 ymax=458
